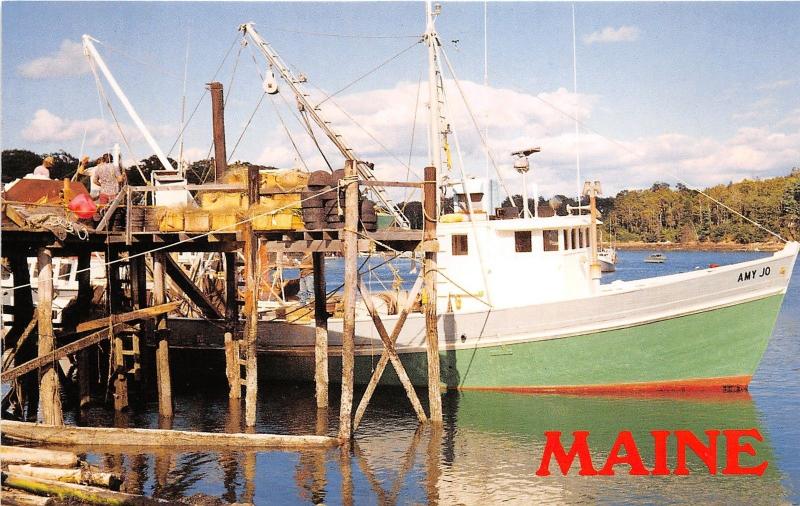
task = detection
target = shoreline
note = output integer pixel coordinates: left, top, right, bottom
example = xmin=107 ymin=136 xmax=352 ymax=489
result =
xmin=611 ymin=241 xmax=784 ymax=252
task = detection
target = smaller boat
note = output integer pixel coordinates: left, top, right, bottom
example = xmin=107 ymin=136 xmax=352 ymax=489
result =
xmin=644 ymin=253 xmax=666 ymax=263
xmin=598 ymin=247 xmax=617 ymax=273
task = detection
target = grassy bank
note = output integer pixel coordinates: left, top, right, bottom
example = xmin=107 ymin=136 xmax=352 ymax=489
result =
xmin=612 ymin=241 xmax=785 ymax=252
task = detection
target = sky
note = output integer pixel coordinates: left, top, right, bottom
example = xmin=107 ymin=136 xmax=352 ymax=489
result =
xmin=2 ymin=1 xmax=799 ymax=198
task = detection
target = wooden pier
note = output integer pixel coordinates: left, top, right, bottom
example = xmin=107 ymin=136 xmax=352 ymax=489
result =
xmin=1 ymin=144 xmax=442 ymax=450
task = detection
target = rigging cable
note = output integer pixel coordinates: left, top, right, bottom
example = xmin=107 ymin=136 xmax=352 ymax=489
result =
xmin=437 ymin=45 xmax=514 ymax=205
xmin=315 ymin=39 xmax=421 ymax=107
xmin=86 ymin=56 xmax=148 ymax=186
xmin=245 ymin=48 xmax=310 ymax=171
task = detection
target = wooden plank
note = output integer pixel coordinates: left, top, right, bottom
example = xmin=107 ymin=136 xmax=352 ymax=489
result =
xmin=94 ymin=189 xmax=126 ymax=232
xmin=313 ymin=252 xmax=329 ymax=408
xmin=1 ymin=421 xmax=338 ymax=448
xmin=360 ymin=180 xmax=423 ymax=188
xmin=1 ymin=328 xmax=112 ymax=383
xmin=423 ymin=165 xmax=443 ymax=423
xmin=128 ymin=183 xmax=245 ymax=192
xmin=353 ymin=276 xmax=426 ymax=431
xmin=73 ymin=302 xmax=180 ymax=334
xmin=163 ymin=254 xmax=224 ymax=320
xmin=37 ymin=248 xmax=62 ymax=426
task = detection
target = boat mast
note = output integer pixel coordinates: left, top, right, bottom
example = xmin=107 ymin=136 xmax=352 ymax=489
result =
xmin=425 ymin=2 xmax=444 ymax=189
xmin=82 ymin=35 xmax=173 ymax=172
xmin=239 ymin=23 xmax=411 ymax=229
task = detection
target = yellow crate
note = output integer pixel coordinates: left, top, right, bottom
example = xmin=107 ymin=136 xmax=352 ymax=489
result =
xmin=259 ymin=169 xmax=309 ymax=193
xmin=210 ymin=210 xmax=240 ymax=232
xmin=249 ymin=208 xmax=294 ymax=231
xmin=184 ymin=209 xmax=211 ymax=232
xmin=291 ymin=214 xmax=305 ymax=230
xmin=157 ymin=207 xmax=184 ymax=232
xmin=199 ymin=192 xmax=245 ymax=211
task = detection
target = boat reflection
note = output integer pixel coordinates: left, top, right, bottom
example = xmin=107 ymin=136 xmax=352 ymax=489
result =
xmin=47 ymin=388 xmax=787 ymax=504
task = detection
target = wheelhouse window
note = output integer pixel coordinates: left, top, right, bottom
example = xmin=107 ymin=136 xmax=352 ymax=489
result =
xmin=452 ymin=234 xmax=469 ymax=256
xmin=543 ymin=230 xmax=560 ymax=252
xmin=563 ymin=229 xmax=572 ymax=250
xmin=514 ymin=231 xmax=532 ymax=252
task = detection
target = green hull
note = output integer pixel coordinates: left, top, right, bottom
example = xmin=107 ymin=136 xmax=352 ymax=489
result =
xmin=266 ymin=294 xmax=785 ymax=391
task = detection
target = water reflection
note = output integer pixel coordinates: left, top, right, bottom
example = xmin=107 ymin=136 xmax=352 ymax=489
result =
xmin=48 ymin=385 xmax=788 ymax=504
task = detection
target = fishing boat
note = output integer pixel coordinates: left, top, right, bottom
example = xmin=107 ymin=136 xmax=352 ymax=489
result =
xmin=645 ymin=253 xmax=667 ymax=264
xmin=166 ymin=5 xmax=800 ymax=393
xmin=598 ymin=247 xmax=617 ymax=272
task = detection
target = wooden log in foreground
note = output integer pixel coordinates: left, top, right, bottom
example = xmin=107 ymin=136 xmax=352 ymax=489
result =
xmin=2 ymin=421 xmax=339 ymax=449
xmin=0 ymin=489 xmax=53 ymax=506
xmin=2 ymin=473 xmax=156 ymax=505
xmin=7 ymin=464 xmax=121 ymax=490
xmin=0 ymin=446 xmax=78 ymax=467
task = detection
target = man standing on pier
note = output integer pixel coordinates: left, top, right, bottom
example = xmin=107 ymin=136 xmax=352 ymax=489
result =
xmin=297 ymin=253 xmax=314 ymax=304
xmin=31 ymin=156 xmax=54 ymax=178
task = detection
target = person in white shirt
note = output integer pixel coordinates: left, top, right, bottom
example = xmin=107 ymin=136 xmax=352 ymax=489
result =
xmin=32 ymin=156 xmax=54 ymax=178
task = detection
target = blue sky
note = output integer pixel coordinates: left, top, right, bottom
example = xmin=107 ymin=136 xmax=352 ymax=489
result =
xmin=2 ymin=2 xmax=798 ymax=195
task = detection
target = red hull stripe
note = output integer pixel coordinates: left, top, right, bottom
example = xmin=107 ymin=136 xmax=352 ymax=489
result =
xmin=458 ymin=375 xmax=752 ymax=394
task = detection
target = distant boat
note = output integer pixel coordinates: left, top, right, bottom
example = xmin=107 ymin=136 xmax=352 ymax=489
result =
xmin=645 ymin=253 xmax=667 ymax=263
xmin=598 ymin=247 xmax=617 ymax=272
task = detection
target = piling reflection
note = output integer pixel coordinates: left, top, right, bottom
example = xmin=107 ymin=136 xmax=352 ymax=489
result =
xmin=57 ymin=385 xmax=787 ymax=504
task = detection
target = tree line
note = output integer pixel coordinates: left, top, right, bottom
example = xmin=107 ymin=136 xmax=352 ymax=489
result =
xmin=3 ymin=149 xmax=798 ymax=243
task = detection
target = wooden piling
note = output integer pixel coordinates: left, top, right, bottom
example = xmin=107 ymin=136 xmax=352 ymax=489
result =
xmin=152 ymin=252 xmax=173 ymax=417
xmin=76 ymin=252 xmax=92 ymax=408
xmin=312 ymin=251 xmax=329 ymax=408
xmin=106 ymin=248 xmax=128 ymax=412
xmin=338 ymin=159 xmax=359 ymax=441
xmin=9 ymin=253 xmax=38 ymax=419
xmin=244 ymin=165 xmax=260 ymax=426
xmin=224 ymin=252 xmax=241 ymax=399
xmin=209 ymin=81 xmax=228 ymax=182
xmin=423 ymin=165 xmax=442 ymax=423
xmin=36 ymin=248 xmax=62 ymax=426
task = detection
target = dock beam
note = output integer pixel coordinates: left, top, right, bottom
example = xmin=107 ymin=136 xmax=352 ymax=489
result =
xmin=37 ymin=247 xmax=63 ymax=426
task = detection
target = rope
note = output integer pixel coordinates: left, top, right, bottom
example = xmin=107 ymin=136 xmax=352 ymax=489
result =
xmin=400 ymin=72 xmax=424 ymax=215
xmin=86 ymin=57 xmax=148 ymax=184
xmin=245 ymin=47 xmax=309 ymax=171
xmin=227 ymin=92 xmax=267 ymax=163
xmin=315 ymin=40 xmax=421 ymax=108
xmin=166 ymin=34 xmax=241 ymax=158
xmin=270 ymin=27 xmax=420 ymax=40
xmin=438 ymin=45 xmax=514 ymax=205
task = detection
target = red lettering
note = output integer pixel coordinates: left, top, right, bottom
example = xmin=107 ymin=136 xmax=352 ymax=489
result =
xmin=674 ymin=430 xmax=719 ymax=475
xmin=651 ymin=430 xmax=670 ymax=476
xmin=598 ymin=430 xmax=649 ymax=476
xmin=722 ymin=429 xmax=768 ymax=476
xmin=535 ymin=431 xmax=598 ymax=476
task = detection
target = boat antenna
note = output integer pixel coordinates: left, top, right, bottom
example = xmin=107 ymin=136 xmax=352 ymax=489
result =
xmin=179 ymin=27 xmax=191 ymax=178
xmin=571 ymin=4 xmax=582 ymax=214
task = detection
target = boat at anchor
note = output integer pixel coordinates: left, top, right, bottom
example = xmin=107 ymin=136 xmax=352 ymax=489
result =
xmin=170 ymin=4 xmax=799 ymax=393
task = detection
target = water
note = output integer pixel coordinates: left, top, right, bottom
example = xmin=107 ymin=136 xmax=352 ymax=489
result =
xmin=48 ymin=250 xmax=800 ymax=504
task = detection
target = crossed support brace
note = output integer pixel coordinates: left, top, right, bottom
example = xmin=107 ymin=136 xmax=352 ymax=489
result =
xmin=353 ymin=275 xmax=428 ymax=430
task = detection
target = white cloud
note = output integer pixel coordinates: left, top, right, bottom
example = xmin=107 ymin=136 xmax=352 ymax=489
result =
xmin=21 ymin=109 xmax=177 ymax=155
xmin=583 ymin=26 xmax=640 ymax=45
xmin=17 ymin=40 xmax=90 ymax=79
xmin=252 ymin=80 xmax=799 ymax=197
xmin=756 ymin=79 xmax=795 ymax=91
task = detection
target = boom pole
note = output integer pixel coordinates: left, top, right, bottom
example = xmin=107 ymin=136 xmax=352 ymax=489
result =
xmin=82 ymin=35 xmax=174 ymax=173
xmin=238 ymin=22 xmax=410 ymax=229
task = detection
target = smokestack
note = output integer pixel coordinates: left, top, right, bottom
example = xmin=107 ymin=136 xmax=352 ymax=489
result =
xmin=209 ymin=82 xmax=227 ymax=181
